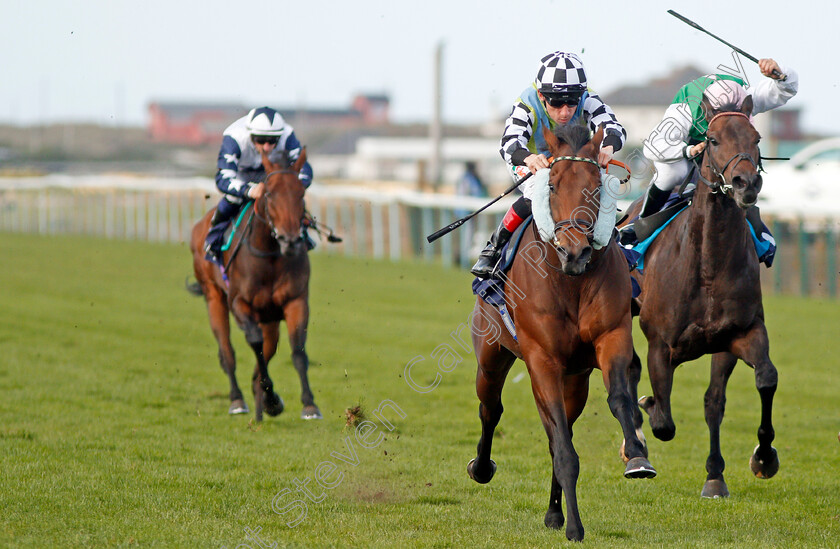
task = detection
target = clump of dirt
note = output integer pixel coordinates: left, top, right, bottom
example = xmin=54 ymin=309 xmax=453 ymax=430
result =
xmin=344 ymin=404 xmax=365 ymax=429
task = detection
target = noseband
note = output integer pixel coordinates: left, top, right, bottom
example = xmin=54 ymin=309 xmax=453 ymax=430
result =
xmin=696 ymin=112 xmax=761 ymax=195
xmin=547 ymin=155 xmax=601 ymax=248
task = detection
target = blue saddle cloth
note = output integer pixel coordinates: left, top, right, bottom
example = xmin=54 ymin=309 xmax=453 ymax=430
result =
xmin=471 ymin=217 xmax=535 ymax=340
xmin=627 ymin=202 xmax=776 ymax=273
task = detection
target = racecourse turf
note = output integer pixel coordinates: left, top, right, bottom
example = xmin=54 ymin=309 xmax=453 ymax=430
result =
xmin=0 ymin=232 xmax=838 ymax=548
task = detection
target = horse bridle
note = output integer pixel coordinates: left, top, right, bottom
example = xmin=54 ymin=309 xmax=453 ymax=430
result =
xmin=695 ymin=112 xmax=762 ymax=196
xmin=247 ymin=168 xmax=306 ymax=256
xmin=547 ymin=155 xmax=601 ymax=249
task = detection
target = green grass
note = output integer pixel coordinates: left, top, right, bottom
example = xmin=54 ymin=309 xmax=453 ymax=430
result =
xmin=0 ymin=233 xmax=838 ymax=548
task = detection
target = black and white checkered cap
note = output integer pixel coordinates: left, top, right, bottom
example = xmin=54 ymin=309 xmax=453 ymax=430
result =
xmin=534 ymin=52 xmax=587 ymax=93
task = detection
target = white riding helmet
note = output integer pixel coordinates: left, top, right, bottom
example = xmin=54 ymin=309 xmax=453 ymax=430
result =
xmin=534 ymin=51 xmax=587 ymax=100
xmin=703 ymin=79 xmax=750 ymax=113
xmin=246 ymin=106 xmax=286 ymax=136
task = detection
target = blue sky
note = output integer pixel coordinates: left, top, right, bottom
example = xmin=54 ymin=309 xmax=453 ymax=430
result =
xmin=2 ymin=0 xmax=837 ymax=135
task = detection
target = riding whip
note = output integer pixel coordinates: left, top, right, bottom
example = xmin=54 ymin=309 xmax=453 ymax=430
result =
xmin=667 ymin=10 xmax=784 ymax=79
xmin=425 ymin=171 xmax=533 ymax=243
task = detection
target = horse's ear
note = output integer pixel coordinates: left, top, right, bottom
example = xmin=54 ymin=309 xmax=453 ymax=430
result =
xmin=260 ymin=149 xmax=277 ymax=172
xmin=542 ymin=126 xmax=561 ymax=156
xmin=701 ymin=95 xmax=717 ymax=123
xmin=590 ymin=126 xmax=604 ymax=153
xmin=739 ymin=95 xmax=754 ymax=117
xmin=293 ymin=147 xmax=307 ymax=171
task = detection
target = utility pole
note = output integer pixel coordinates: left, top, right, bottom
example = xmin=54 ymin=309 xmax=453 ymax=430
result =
xmin=429 ymin=41 xmax=444 ymax=190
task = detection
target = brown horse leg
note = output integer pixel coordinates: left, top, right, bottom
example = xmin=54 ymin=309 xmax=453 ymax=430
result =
xmin=230 ymin=299 xmax=282 ymax=422
xmin=284 ymin=298 xmax=321 ymax=420
xmin=620 ymin=349 xmax=648 ymax=462
xmin=467 ymin=343 xmax=515 ymax=485
xmin=528 ymin=363 xmax=584 ymax=542
xmin=701 ymin=352 xmax=738 ymax=498
xmin=597 ymin=344 xmax=656 ymax=479
xmin=204 ymin=286 xmax=247 ymax=414
xmin=541 ymin=372 xmax=589 ymax=531
xmin=641 ymin=338 xmax=676 ymax=441
xmin=730 ymin=324 xmax=779 ymax=480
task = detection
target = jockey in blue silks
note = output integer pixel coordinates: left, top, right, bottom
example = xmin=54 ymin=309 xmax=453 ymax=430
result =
xmin=471 ymin=51 xmax=627 ymax=279
xmin=204 ymin=106 xmax=313 ymax=265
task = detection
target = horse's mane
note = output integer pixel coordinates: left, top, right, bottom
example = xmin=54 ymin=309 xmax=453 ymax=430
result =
xmin=552 ymin=124 xmax=592 ymax=154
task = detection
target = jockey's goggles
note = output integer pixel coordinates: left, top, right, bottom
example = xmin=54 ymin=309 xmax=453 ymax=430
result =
xmin=542 ymin=93 xmax=581 ymax=108
xmin=252 ymin=135 xmax=279 ymax=145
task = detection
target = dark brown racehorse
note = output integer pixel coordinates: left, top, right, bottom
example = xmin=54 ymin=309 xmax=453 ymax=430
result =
xmin=619 ymin=95 xmax=779 ymax=497
xmin=188 ymin=149 xmax=321 ymax=421
xmin=468 ymin=125 xmax=655 ymax=542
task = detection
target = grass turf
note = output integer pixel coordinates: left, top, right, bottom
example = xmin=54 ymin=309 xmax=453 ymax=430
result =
xmin=0 ymin=233 xmax=838 ymax=547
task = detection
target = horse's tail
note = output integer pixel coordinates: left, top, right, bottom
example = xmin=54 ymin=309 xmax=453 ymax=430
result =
xmin=185 ymin=276 xmax=204 ymax=297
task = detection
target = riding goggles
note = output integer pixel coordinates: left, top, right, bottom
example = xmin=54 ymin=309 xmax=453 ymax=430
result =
xmin=252 ymin=135 xmax=279 ymax=145
xmin=542 ymin=93 xmax=582 ymax=108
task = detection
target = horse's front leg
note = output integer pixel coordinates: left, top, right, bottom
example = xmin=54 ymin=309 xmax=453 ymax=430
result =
xmin=204 ymin=284 xmax=247 ymax=414
xmin=527 ymin=355 xmax=584 ymax=542
xmin=283 ymin=297 xmax=321 ymax=420
xmin=596 ymin=331 xmax=656 ymax=479
xmin=620 ymin=348 xmax=648 ymax=462
xmin=639 ymin=337 xmax=677 ymax=441
xmin=730 ymin=322 xmax=779 ymax=480
xmin=467 ymin=335 xmax=515 ymax=485
xmin=701 ymin=352 xmax=738 ymax=498
xmin=231 ymin=297 xmax=282 ymax=422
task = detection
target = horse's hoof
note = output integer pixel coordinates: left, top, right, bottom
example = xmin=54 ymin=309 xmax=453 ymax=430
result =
xmin=544 ymin=510 xmax=564 ymax=530
xmin=264 ymin=394 xmax=285 ymax=417
xmin=701 ymin=478 xmax=729 ymax=498
xmin=565 ymin=524 xmax=584 ymax=542
xmin=228 ymin=400 xmax=249 ymax=415
xmin=467 ymin=458 xmax=496 ymax=484
xmin=750 ymin=445 xmax=779 ymax=479
xmin=301 ymin=405 xmax=323 ymax=420
xmin=624 ymin=457 xmax=657 ymax=479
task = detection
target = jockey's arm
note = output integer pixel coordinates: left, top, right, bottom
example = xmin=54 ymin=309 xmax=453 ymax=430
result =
xmin=500 ymin=100 xmax=539 ymax=171
xmin=582 ymin=92 xmax=626 ymax=167
xmin=750 ymin=61 xmax=799 ymax=115
xmin=283 ymin=132 xmax=313 ymax=188
xmin=643 ymin=102 xmax=695 ymax=164
xmin=216 ymin=136 xmax=257 ymax=199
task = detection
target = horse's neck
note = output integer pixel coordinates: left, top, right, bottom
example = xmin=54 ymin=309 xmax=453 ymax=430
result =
xmin=688 ymin=181 xmax=750 ymax=267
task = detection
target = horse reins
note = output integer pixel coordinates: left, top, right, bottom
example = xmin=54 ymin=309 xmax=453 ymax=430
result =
xmin=694 ymin=112 xmax=761 ymax=196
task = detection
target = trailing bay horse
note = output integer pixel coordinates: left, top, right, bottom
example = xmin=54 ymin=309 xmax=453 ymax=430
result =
xmin=468 ymin=125 xmax=655 ymax=542
xmin=187 ymin=149 xmax=321 ymax=421
xmin=619 ymin=95 xmax=779 ymax=497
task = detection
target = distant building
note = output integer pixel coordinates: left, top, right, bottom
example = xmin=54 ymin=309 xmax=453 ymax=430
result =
xmin=148 ymin=102 xmax=248 ymax=146
xmin=147 ymin=94 xmax=390 ymax=145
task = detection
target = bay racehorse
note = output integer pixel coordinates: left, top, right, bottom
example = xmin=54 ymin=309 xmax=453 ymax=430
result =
xmin=468 ymin=125 xmax=655 ymax=541
xmin=619 ymin=95 xmax=779 ymax=497
xmin=187 ymin=149 xmax=321 ymax=421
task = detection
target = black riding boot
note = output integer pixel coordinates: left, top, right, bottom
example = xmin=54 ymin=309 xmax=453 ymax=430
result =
xmin=204 ymin=209 xmax=230 ymax=266
xmin=470 ymin=222 xmax=513 ymax=279
xmin=619 ymin=184 xmax=673 ymax=246
xmin=639 ymin=184 xmax=672 ymax=218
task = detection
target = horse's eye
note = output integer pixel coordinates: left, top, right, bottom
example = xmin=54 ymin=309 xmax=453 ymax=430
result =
xmin=548 ymin=183 xmax=556 ymax=193
xmin=708 ymin=137 xmax=719 ymax=147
